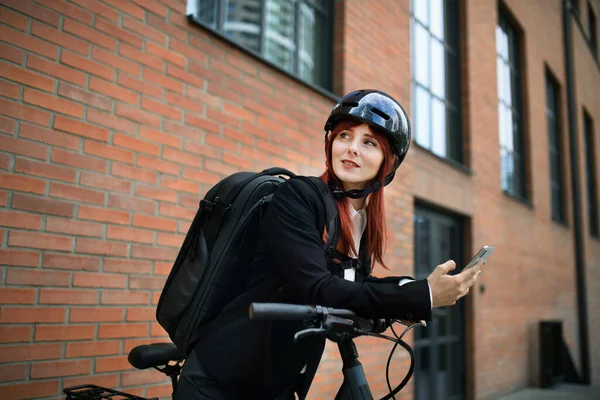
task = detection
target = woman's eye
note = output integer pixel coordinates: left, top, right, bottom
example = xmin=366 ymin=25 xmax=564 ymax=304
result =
xmin=365 ymin=140 xmax=377 ymax=147
xmin=340 ymin=132 xmax=350 ymax=139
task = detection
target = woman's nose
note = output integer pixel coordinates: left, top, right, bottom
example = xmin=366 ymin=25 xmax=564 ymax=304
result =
xmin=348 ymin=142 xmax=359 ymax=155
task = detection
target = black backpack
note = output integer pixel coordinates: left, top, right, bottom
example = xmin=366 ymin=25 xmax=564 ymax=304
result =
xmin=155 ymin=167 xmax=338 ymax=355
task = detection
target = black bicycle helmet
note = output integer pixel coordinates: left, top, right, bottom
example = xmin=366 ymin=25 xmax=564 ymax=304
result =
xmin=324 ymin=89 xmax=412 ymax=199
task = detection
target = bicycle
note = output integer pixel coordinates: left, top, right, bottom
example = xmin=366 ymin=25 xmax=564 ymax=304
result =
xmin=63 ymin=303 xmax=424 ymax=400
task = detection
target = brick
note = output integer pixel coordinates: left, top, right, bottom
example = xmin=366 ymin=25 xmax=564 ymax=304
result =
xmin=75 ymin=237 xmax=128 ymax=256
xmin=146 ymin=42 xmax=186 ymax=67
xmin=78 ymin=205 xmax=130 ymax=224
xmin=159 ymin=203 xmax=196 ymax=220
xmin=129 ymin=276 xmax=167 ymax=291
xmin=14 ymin=157 xmax=77 ymax=182
xmin=0 ymin=364 xmax=27 ymax=383
xmin=116 ymin=103 xmax=162 ymax=128
xmin=0 ymin=209 xmax=42 ymax=230
xmin=150 ymin=323 xmax=168 ymax=337
xmin=185 ymin=114 xmax=220 ymax=133
xmin=181 ymin=168 xmax=220 ymax=185
xmin=151 ymin=291 xmax=161 ymax=305
xmin=49 ymin=182 xmax=105 ymax=205
xmin=80 ymin=171 xmax=132 ymax=193
xmin=9 ymin=230 xmax=72 ymax=251
xmin=126 ymin=307 xmax=156 ymax=321
xmin=141 ymin=97 xmax=182 ymax=120
xmin=0 ymin=43 xmax=23 ymax=64
xmin=101 ymin=291 xmax=150 ymax=305
xmin=19 ymin=122 xmax=80 ymax=150
xmin=0 ymin=98 xmax=50 ymax=126
xmin=118 ymin=73 xmax=163 ymax=99
xmin=0 ymin=25 xmax=57 ymax=59
xmin=87 ymin=108 xmax=138 ymax=134
xmin=204 ymin=159 xmax=237 ymax=176
xmin=92 ymin=47 xmax=141 ymax=77
xmin=165 ymin=91 xmax=205 ymax=114
xmin=166 ymin=64 xmax=205 ymax=88
xmin=84 ymin=140 xmax=135 ymax=164
xmin=189 ymin=36 xmax=225 ymax=59
xmin=73 ymin=272 xmax=127 ymax=288
xmin=114 ymin=132 xmax=160 ymax=156
xmin=64 ymin=18 xmax=116 ymax=50
xmin=137 ymin=155 xmax=180 ymax=175
xmin=23 ymin=88 xmax=84 ymax=118
xmin=139 ymin=126 xmax=180 ymax=148
xmin=52 ymin=148 xmax=107 ymax=173
xmin=132 ymin=214 xmax=177 ymax=232
xmin=0 ymin=288 xmax=36 ymax=304
xmin=0 ymin=134 xmax=48 ymax=160
xmin=46 ymin=217 xmax=103 ymax=237
xmin=0 ymin=6 xmax=29 ymax=30
xmin=95 ymin=18 xmax=143 ymax=48
xmin=0 ymin=79 xmax=20 ymax=99
xmin=120 ymin=43 xmax=164 ymax=71
xmin=6 ymin=268 xmax=70 ymax=286
xmin=107 ymin=225 xmax=154 ymax=243
xmin=98 ymin=322 xmax=148 ymax=338
xmin=67 ymin=340 xmax=121 ymax=358
xmin=0 ymin=343 xmax=63 ymax=363
xmin=31 ymin=359 xmax=91 ymax=379
xmin=0 ymin=326 xmax=32 ymax=343
xmin=225 ymin=102 xmax=255 ymax=122
xmin=224 ymin=127 xmax=254 ymax=146
xmin=0 ymin=153 xmax=9 ymax=170
xmin=122 ymin=368 xmax=166 ymax=387
xmin=0 ymin=381 xmax=59 ymax=400
xmin=12 ymin=193 xmax=75 ymax=217
xmin=0 ymin=61 xmax=54 ymax=92
xmin=0 ymin=307 xmax=65 ymax=323
xmin=37 ymin=0 xmax=93 ymax=24
xmin=223 ymin=152 xmax=253 ymax=169
xmin=0 ymin=248 xmax=39 ymax=267
xmin=143 ymin=69 xmax=184 ymax=93
xmin=63 ymin=374 xmax=119 ymax=391
xmin=58 ymin=82 xmax=113 ymax=111
xmin=43 ymin=253 xmax=100 ymax=271
xmin=61 ymin=50 xmax=114 ymax=81
xmin=95 ymin=355 xmax=132 ymax=372
xmin=103 ymin=0 xmax=145 ymax=20
xmin=104 ymin=258 xmax=152 ymax=274
xmin=31 ymin=20 xmax=90 ymax=55
xmin=189 ymin=61 xmax=224 ymax=86
xmin=108 ymin=193 xmax=155 ymax=214
xmin=29 ymin=54 xmax=87 ymax=88
xmin=0 ymin=116 xmax=15 ymax=134
xmin=170 ymin=39 xmax=207 ymax=65
xmin=69 ymin=307 xmax=123 ymax=323
xmin=205 ymin=133 xmax=238 ymax=152
xmin=184 ymin=140 xmax=221 ymax=159
xmin=131 ymin=244 xmax=175 ymax=261
xmin=160 ymin=176 xmax=200 ymax=194
xmin=131 ymin=0 xmax=168 ymax=18
xmin=123 ymin=15 xmax=166 ymax=44
xmin=111 ymin=163 xmax=157 ymax=184
xmin=35 ymin=325 xmax=95 ymax=342
xmin=39 ymin=289 xmax=98 ymax=305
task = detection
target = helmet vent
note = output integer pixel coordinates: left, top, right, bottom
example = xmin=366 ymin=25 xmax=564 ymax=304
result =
xmin=370 ymin=107 xmax=390 ymax=120
xmin=341 ymin=101 xmax=359 ymax=107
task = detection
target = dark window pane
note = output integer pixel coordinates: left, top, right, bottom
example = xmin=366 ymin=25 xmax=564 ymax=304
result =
xmin=264 ymin=0 xmax=296 ymax=72
xmin=589 ymin=2 xmax=598 ymax=56
xmin=198 ymin=0 xmax=217 ymax=26
xmin=584 ymin=111 xmax=599 ymax=236
xmin=223 ymin=0 xmax=261 ymax=52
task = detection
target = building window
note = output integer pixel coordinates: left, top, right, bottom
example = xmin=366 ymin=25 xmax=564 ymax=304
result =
xmin=545 ymin=70 xmax=565 ymax=223
xmin=588 ymin=1 xmax=598 ymax=57
xmin=186 ymin=0 xmax=334 ymax=90
xmin=410 ymin=0 xmax=462 ymax=163
xmin=496 ymin=11 xmax=526 ymax=199
xmin=583 ymin=110 xmax=599 ymax=237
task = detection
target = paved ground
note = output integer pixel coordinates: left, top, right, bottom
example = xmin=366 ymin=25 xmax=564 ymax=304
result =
xmin=497 ymin=384 xmax=600 ymax=400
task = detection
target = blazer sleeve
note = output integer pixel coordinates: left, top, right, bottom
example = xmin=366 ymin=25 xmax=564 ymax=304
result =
xmin=262 ymin=178 xmax=432 ymax=321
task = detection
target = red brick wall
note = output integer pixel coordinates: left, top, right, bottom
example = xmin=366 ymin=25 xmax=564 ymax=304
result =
xmin=0 ymin=0 xmax=599 ymax=399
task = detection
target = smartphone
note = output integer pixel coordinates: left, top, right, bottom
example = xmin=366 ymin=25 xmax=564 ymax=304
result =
xmin=464 ymin=245 xmax=495 ymax=270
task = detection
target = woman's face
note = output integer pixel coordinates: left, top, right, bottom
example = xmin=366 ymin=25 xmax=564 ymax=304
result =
xmin=331 ymin=123 xmax=385 ymax=191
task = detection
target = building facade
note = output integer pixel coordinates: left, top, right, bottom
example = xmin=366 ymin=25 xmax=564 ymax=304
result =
xmin=0 ymin=0 xmax=598 ymax=399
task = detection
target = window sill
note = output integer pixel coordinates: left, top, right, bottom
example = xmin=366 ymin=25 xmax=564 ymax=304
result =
xmin=185 ymin=14 xmax=340 ymax=103
xmin=413 ymin=143 xmax=473 ymax=176
xmin=503 ymin=190 xmax=534 ymax=209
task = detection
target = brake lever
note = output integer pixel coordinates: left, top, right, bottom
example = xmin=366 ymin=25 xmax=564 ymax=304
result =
xmin=294 ymin=328 xmax=326 ymax=342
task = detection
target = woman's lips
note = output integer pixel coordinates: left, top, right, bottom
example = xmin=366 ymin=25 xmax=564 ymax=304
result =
xmin=342 ymin=159 xmax=359 ymax=168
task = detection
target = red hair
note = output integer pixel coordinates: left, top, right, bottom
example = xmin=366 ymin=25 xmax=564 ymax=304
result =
xmin=319 ymin=120 xmax=396 ymax=270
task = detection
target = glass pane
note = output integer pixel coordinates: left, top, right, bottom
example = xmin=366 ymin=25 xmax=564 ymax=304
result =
xmin=414 ymin=214 xmax=431 ymax=279
xmin=415 ymin=85 xmax=431 ymax=149
xmin=447 ymin=108 xmax=460 ymax=162
xmin=496 ymin=58 xmax=505 ymax=101
xmin=500 ymin=147 xmax=514 ymax=192
xmin=432 ymin=98 xmax=446 ymax=157
xmin=264 ymin=0 xmax=296 ymax=72
xmin=414 ymin=23 xmax=430 ymax=86
xmin=449 ymin=342 xmax=463 ymax=395
xmin=299 ymin=3 xmax=316 ymax=82
xmin=416 ymin=346 xmax=431 ymax=400
xmin=504 ymin=105 xmax=515 ymax=151
xmin=496 ymin=25 xmax=508 ymax=60
xmin=430 ymin=0 xmax=444 ymax=39
xmin=223 ymin=0 xmax=261 ymax=52
xmin=198 ymin=0 xmax=217 ymax=26
xmin=431 ymin=38 xmax=446 ymax=98
xmin=413 ymin=0 xmax=429 ymax=24
xmin=513 ymin=152 xmax=523 ymax=196
xmin=445 ymin=53 xmax=459 ymax=106
xmin=503 ymin=63 xmax=513 ymax=106
xmin=437 ymin=312 xmax=447 ymax=337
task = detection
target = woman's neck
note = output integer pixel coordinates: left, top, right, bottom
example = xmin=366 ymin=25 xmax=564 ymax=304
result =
xmin=348 ymin=197 xmax=366 ymax=211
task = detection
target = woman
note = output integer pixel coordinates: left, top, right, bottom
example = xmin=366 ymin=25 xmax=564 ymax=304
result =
xmin=176 ymin=89 xmax=481 ymax=399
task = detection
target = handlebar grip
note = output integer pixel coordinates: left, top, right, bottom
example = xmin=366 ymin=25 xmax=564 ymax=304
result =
xmin=249 ymin=303 xmax=318 ymax=320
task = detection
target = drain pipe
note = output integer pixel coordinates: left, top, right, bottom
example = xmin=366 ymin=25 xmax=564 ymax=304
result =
xmin=562 ymin=0 xmax=590 ymax=385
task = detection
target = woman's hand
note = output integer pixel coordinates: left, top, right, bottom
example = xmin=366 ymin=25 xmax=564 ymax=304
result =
xmin=426 ymin=260 xmax=482 ymax=307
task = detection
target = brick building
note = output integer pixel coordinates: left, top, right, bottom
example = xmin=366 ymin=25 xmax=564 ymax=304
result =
xmin=0 ymin=0 xmax=598 ymax=399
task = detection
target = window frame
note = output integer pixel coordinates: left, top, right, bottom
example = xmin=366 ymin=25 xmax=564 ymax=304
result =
xmin=588 ymin=1 xmax=598 ymax=58
xmin=186 ymin=0 xmax=336 ymax=94
xmin=545 ymin=69 xmax=566 ymax=224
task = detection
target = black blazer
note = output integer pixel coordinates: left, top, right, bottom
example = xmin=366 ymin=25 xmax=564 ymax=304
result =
xmin=193 ymin=177 xmax=432 ymax=398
